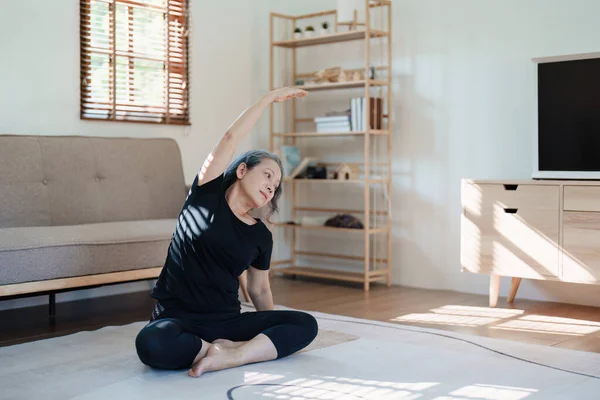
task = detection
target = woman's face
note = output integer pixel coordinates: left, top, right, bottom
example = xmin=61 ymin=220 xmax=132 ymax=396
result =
xmin=237 ymin=158 xmax=281 ymax=209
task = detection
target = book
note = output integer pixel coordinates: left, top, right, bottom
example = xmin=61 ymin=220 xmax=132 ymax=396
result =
xmin=349 ymin=96 xmax=383 ymax=131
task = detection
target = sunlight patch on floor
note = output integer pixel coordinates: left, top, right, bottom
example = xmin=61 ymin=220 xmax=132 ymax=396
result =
xmin=245 ymin=374 xmax=539 ymax=400
xmin=389 ymin=304 xmax=600 ymax=338
xmin=390 ymin=305 xmax=524 ymax=327
xmin=444 ymin=383 xmax=537 ymax=400
xmin=491 ymin=314 xmax=600 ymax=336
xmin=245 ymin=371 xmax=287 ymax=384
xmin=249 ymin=375 xmax=440 ymax=399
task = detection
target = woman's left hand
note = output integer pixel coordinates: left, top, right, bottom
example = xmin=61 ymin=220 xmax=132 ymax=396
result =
xmin=267 ymin=87 xmax=308 ymax=103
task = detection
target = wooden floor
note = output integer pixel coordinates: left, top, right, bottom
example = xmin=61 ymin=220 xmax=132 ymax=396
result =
xmin=1 ymin=276 xmax=600 ymax=353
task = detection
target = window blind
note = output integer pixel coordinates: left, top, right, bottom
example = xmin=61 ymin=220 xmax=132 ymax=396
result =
xmin=80 ymin=0 xmax=190 ymax=125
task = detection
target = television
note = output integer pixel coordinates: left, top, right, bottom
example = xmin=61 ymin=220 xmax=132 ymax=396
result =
xmin=532 ymin=52 xmax=600 ymax=180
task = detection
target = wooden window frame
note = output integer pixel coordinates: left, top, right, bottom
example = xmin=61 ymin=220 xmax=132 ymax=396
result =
xmin=79 ymin=0 xmax=190 ymax=125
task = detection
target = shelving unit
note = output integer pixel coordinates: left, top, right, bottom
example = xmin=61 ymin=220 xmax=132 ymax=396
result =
xmin=269 ymin=1 xmax=392 ymax=292
xmin=295 ymin=79 xmax=389 ymax=91
xmin=272 ymin=29 xmax=389 ymax=48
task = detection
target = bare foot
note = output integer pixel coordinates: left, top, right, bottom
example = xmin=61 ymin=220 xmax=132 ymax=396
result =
xmin=212 ymin=338 xmax=246 ymax=349
xmin=188 ymin=343 xmax=241 ymax=378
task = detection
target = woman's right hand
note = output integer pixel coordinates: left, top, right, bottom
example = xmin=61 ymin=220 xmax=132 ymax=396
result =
xmin=267 ymin=87 xmax=308 ymax=103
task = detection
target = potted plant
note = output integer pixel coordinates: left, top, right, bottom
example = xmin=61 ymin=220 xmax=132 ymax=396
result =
xmin=304 ymin=25 xmax=315 ymax=37
xmin=320 ymin=21 xmax=330 ymax=35
xmin=293 ymin=27 xmax=302 ymax=39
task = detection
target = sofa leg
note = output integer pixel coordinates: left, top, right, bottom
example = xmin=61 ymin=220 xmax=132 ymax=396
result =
xmin=49 ymin=293 xmax=56 ymax=318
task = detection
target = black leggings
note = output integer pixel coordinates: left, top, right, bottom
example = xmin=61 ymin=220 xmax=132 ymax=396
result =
xmin=135 ymin=302 xmax=319 ymax=370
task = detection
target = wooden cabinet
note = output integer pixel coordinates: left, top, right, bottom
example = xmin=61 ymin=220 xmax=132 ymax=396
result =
xmin=562 ymin=211 xmax=600 ymax=283
xmin=461 ymin=179 xmax=600 ymax=307
xmin=564 ymin=186 xmax=600 ymax=212
xmin=462 ymin=208 xmax=559 ymax=278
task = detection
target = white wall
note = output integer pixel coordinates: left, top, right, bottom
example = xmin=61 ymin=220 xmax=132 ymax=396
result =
xmin=391 ymin=0 xmax=600 ymax=306
xmin=0 ymin=0 xmax=260 ymax=310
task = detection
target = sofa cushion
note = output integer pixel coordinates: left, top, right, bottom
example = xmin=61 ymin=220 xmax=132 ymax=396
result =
xmin=0 ymin=135 xmax=187 ymax=228
xmin=0 ymin=219 xmax=177 ymax=251
xmin=0 ymin=219 xmax=176 ymax=285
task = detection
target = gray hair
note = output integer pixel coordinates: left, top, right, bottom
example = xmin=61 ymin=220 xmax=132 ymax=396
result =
xmin=223 ymin=149 xmax=284 ymax=223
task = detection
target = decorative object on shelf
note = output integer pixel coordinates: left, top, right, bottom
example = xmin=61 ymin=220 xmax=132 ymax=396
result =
xmin=324 ymin=214 xmax=364 ymax=229
xmin=320 ymin=21 xmax=330 ymax=35
xmin=280 ymin=146 xmax=318 ymax=179
xmin=337 ymin=0 xmax=364 ymax=21
xmin=290 ymin=157 xmax=318 ymax=179
xmin=339 ymin=70 xmax=353 ymax=82
xmin=333 ymin=163 xmax=358 ymax=180
xmin=336 ymin=0 xmax=365 ymax=31
xmin=311 ymin=66 xmax=373 ymax=85
xmin=294 ymin=27 xmax=302 ymax=39
xmin=305 ymin=165 xmax=327 ymax=179
xmin=314 ymin=66 xmax=342 ymax=84
xmin=304 ymin=25 xmax=315 ymax=37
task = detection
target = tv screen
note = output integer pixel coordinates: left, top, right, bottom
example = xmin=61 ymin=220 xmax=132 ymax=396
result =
xmin=538 ymin=57 xmax=600 ymax=172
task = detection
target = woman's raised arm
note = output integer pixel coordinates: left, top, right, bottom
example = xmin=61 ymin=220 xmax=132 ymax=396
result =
xmin=197 ymin=87 xmax=307 ymax=186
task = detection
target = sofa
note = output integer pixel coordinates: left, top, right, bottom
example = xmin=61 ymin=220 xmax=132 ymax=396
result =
xmin=0 ymin=135 xmax=189 ymax=315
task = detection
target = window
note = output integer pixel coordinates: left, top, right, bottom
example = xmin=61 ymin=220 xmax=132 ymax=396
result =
xmin=80 ymin=0 xmax=190 ymax=125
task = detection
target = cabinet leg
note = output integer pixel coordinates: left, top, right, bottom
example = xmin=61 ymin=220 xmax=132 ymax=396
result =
xmin=508 ymin=277 xmax=521 ymax=303
xmin=489 ymin=274 xmax=500 ymax=308
xmin=364 ymin=280 xmax=370 ymax=292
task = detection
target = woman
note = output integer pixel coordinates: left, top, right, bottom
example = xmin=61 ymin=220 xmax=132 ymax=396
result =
xmin=135 ymin=87 xmax=317 ymax=378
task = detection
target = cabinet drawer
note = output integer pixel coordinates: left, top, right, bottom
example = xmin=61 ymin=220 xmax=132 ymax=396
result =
xmin=562 ymin=212 xmax=600 ymax=283
xmin=463 ymin=183 xmax=559 ymax=214
xmin=564 ymin=186 xmax=600 ymax=212
xmin=461 ymin=207 xmax=559 ymax=278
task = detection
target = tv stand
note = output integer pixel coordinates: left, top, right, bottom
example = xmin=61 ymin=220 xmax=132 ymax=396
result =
xmin=461 ymin=178 xmax=600 ymax=307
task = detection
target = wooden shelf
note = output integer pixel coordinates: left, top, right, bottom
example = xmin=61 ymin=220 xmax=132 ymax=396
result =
xmin=283 ymin=178 xmax=388 ymax=184
xmin=294 ymin=206 xmax=388 ymax=216
xmin=277 ymin=266 xmax=388 ymax=283
xmin=295 ymin=250 xmax=388 ymax=264
xmin=274 ymin=130 xmax=389 ymax=137
xmin=296 ymin=80 xmax=388 ymax=92
xmin=275 ymin=223 xmax=388 ymax=234
xmin=273 ymin=30 xmax=389 ymax=48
